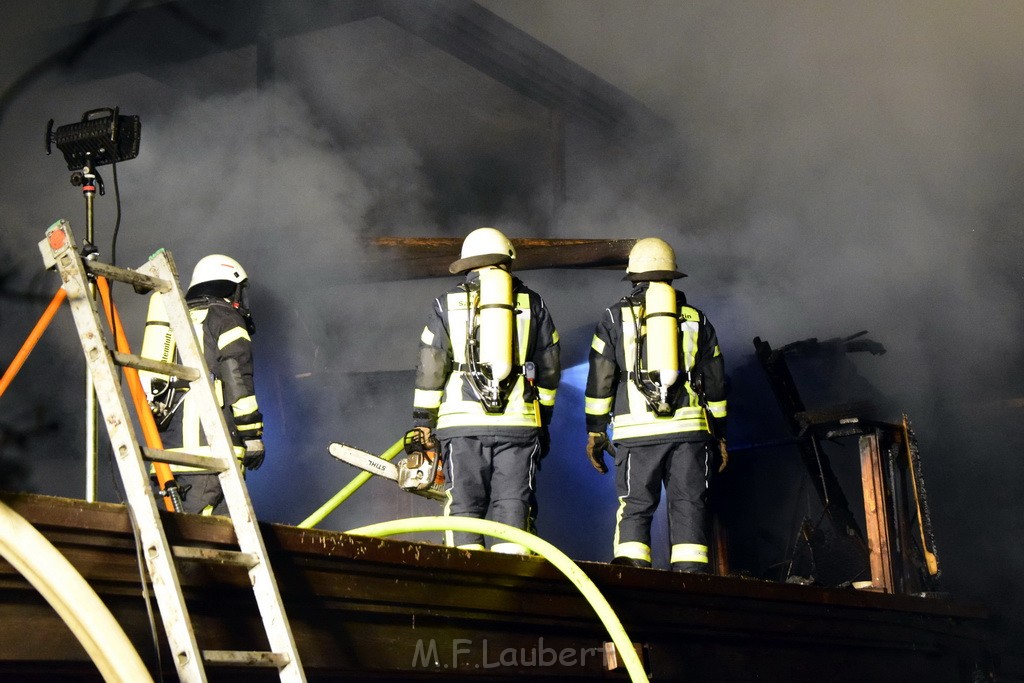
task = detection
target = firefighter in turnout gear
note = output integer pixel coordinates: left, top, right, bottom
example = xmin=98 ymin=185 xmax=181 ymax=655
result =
xmin=140 ymin=254 xmax=264 ymax=515
xmin=413 ymin=227 xmax=560 ymax=553
xmin=584 ymin=238 xmax=727 ymax=572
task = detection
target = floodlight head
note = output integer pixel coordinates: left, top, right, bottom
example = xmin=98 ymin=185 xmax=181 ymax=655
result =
xmin=46 ymin=107 xmax=141 ymax=171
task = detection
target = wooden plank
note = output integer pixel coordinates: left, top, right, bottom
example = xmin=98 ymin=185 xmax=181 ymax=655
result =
xmin=860 ymin=431 xmax=895 ymax=592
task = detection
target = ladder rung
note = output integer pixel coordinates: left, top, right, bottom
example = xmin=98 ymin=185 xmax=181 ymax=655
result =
xmin=141 ymin=446 xmax=232 ymax=472
xmin=85 ymin=259 xmax=172 ymax=293
xmin=111 ymin=351 xmax=202 ymax=382
xmin=202 ymin=650 xmax=291 ymax=668
xmin=173 ymin=545 xmax=260 ymax=568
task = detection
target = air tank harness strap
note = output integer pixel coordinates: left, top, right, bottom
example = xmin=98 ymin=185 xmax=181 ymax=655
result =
xmin=454 ymin=362 xmax=527 ymax=375
xmin=622 ymin=369 xmax=693 ymax=383
xmin=454 ymin=363 xmax=537 ymax=405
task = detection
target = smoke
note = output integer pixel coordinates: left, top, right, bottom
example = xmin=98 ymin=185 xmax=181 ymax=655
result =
xmin=0 ymin=9 xmax=586 ymax=535
xmin=521 ymin=1 xmax=1024 ymax=371
xmin=483 ymin=0 xmax=1024 ymax=652
xmin=2 ymin=0 xmax=1023 ymax=655
xmin=0 ymin=19 xmax=444 ymax=528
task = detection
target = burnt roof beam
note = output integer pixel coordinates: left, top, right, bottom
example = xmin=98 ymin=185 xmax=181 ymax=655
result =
xmin=26 ymin=0 xmax=661 ymax=134
xmin=378 ymin=0 xmax=665 ymax=133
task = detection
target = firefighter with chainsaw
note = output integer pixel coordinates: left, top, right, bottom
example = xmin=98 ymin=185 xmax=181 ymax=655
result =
xmin=139 ymin=255 xmax=264 ymax=515
xmin=412 ymin=227 xmax=560 ymax=553
xmin=584 ymin=238 xmax=727 ymax=572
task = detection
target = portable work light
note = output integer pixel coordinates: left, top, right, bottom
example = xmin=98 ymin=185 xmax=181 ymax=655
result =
xmin=45 ymin=107 xmax=141 ymax=171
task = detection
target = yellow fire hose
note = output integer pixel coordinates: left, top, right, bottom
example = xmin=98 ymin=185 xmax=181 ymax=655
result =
xmin=297 ymin=436 xmax=405 ymax=528
xmin=346 ymin=516 xmax=649 ymax=683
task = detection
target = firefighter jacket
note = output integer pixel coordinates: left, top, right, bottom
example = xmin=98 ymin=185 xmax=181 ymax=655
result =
xmin=585 ymin=283 xmax=727 ymax=445
xmin=413 ymin=273 xmax=560 ymax=440
xmin=171 ymin=296 xmax=262 ymax=468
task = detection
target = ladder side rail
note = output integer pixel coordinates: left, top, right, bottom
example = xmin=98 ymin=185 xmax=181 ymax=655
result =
xmin=141 ymin=252 xmax=306 ymax=681
xmin=44 ymin=223 xmax=207 ymax=683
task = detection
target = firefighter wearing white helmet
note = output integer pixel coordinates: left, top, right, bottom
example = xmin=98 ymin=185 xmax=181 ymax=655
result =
xmin=140 ymin=254 xmax=264 ymax=515
xmin=584 ymin=237 xmax=728 ymax=572
xmin=413 ymin=227 xmax=560 ymax=553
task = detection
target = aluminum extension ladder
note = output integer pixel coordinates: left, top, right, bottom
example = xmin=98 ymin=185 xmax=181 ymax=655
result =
xmin=39 ymin=220 xmax=305 ymax=682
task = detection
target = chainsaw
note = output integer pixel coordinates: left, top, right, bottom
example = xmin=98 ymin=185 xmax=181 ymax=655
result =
xmin=328 ymin=430 xmax=445 ymax=502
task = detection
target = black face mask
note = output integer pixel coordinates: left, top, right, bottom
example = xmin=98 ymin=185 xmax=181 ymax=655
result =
xmin=232 ymin=282 xmax=256 ymax=335
xmin=187 ymin=280 xmax=256 ymax=335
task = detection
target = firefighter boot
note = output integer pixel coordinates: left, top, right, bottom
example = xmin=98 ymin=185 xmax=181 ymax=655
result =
xmin=611 ymin=556 xmax=652 ymax=569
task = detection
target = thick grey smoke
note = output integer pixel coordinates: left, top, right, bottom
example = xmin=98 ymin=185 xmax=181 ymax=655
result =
xmin=491 ymin=1 xmax=1024 ymax=373
xmin=484 ymin=0 xmax=1024 ymax=652
xmin=0 ymin=20 xmax=447 ymax=529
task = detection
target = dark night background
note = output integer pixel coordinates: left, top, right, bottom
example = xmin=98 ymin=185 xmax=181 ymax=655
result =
xmin=1 ymin=0 xmax=1022 ymax=669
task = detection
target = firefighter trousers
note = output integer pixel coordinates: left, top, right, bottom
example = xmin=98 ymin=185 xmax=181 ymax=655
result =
xmin=613 ymin=439 xmax=710 ymax=571
xmin=440 ymin=434 xmax=539 ymax=551
xmin=176 ymin=472 xmax=227 ymax=516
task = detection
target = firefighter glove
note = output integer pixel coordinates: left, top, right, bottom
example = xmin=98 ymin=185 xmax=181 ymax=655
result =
xmin=405 ymin=426 xmax=435 ymax=456
xmin=586 ymin=432 xmax=614 ymax=474
xmin=716 ymin=439 xmax=728 ymax=474
xmin=242 ymin=439 xmax=265 ymax=470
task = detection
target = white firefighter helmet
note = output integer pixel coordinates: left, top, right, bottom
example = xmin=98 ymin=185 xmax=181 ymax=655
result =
xmin=189 ymin=254 xmax=248 ymax=289
xmin=625 ymin=237 xmax=686 ymax=281
xmin=449 ymin=227 xmax=516 ymax=275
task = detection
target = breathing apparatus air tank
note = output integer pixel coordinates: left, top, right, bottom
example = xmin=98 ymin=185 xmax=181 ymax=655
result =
xmin=139 ymin=293 xmax=176 ymax=394
xmin=644 ymin=281 xmax=679 ymax=410
xmin=139 ymin=293 xmax=180 ymax=428
xmin=477 ymin=265 xmax=514 ymax=386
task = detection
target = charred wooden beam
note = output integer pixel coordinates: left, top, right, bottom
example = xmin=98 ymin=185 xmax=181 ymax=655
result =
xmin=377 ymin=0 xmax=665 ymax=134
xmin=364 ymin=237 xmax=635 ymax=279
